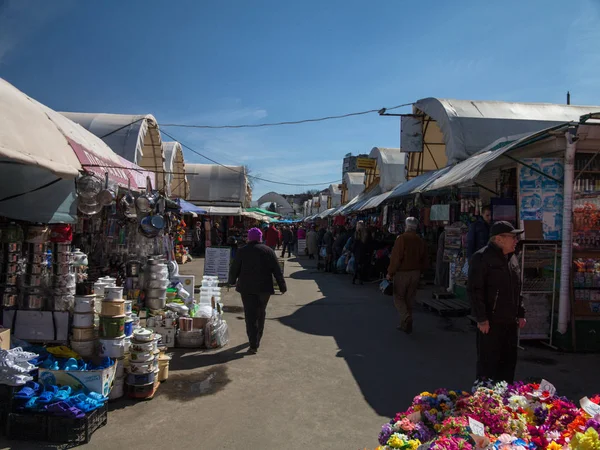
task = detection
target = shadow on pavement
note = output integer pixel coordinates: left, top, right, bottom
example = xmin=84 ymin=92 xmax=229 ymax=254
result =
xmin=279 ymin=256 xmax=600 ymax=418
xmin=169 ymin=343 xmax=250 ymax=371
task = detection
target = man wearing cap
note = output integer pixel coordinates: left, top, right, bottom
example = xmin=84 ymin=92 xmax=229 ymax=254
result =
xmin=468 ymin=221 xmax=527 ymax=384
xmin=387 ymin=217 xmax=428 ymax=334
xmin=228 ymin=228 xmax=287 ymax=354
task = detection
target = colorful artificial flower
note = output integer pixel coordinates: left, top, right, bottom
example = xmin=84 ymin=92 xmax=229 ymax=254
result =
xmin=569 ymin=426 xmax=600 ymax=449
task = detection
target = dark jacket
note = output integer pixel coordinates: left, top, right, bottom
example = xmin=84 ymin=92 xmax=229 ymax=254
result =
xmin=467 ymin=242 xmax=525 ymax=324
xmin=282 ymin=228 xmax=293 ymax=244
xmin=228 ymin=242 xmax=287 ymax=295
xmin=333 ymin=232 xmax=348 ymax=254
xmin=352 ymin=237 xmax=374 ymax=264
xmin=467 ymin=218 xmax=490 ymax=259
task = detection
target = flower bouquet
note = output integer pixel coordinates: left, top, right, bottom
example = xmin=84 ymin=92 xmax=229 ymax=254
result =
xmin=375 ymin=381 xmax=600 ymax=449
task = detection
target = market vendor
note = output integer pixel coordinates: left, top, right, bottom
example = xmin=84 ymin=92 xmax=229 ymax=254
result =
xmin=468 ymin=221 xmax=526 ymax=384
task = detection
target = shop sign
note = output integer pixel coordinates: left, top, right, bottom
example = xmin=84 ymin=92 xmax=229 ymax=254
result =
xmin=356 ymin=157 xmax=376 ymax=170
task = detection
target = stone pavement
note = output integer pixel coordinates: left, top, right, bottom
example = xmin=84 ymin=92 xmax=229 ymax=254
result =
xmin=1 ymin=255 xmax=599 ymax=450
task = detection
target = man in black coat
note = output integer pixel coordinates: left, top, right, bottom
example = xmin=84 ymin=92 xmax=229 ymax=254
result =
xmin=229 ymin=227 xmax=287 ymax=354
xmin=280 ymin=226 xmax=294 ymax=258
xmin=467 ymin=221 xmax=527 ymax=383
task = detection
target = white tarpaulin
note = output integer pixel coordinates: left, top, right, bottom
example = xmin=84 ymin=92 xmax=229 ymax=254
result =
xmin=195 ymin=205 xmax=242 ymax=216
xmin=186 ymin=164 xmax=247 ymax=205
xmin=369 ymin=147 xmax=406 ymax=192
xmin=162 ymin=141 xmax=189 ymax=199
xmin=413 ymin=98 xmax=600 ymax=164
xmin=343 ymin=172 xmax=365 ymax=200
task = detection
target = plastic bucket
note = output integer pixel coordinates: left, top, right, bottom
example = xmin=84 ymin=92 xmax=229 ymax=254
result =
xmin=99 ymin=336 xmax=126 ymax=358
xmin=99 ymin=315 xmax=126 ymax=338
xmin=101 ymin=299 xmax=125 ymax=316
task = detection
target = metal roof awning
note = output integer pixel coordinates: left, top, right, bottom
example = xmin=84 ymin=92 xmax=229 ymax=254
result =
xmin=359 ymin=190 xmax=393 ymax=211
xmin=318 ymin=207 xmax=336 ymax=218
xmin=194 ymin=205 xmax=242 ymax=215
xmin=423 ymin=124 xmax=568 ymax=193
xmin=387 ymin=167 xmax=451 ymax=200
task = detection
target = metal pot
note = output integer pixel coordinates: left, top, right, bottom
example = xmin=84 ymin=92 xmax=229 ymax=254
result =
xmin=147 ymin=263 xmax=167 ymax=273
xmin=146 ymin=288 xmax=167 ymax=299
xmin=54 ymin=264 xmax=72 ymax=275
xmin=54 ymin=252 xmax=73 ymax=264
xmin=97 ymin=173 xmax=116 ymax=207
xmin=5 ymin=243 xmax=21 ymax=253
xmin=145 ymin=296 xmax=166 ymax=310
xmin=78 ymin=200 xmax=103 ymax=216
xmin=147 ymin=279 xmax=169 ymax=290
xmin=120 ymin=180 xmax=137 ymax=219
xmin=28 ymin=264 xmax=45 ymax=275
xmin=24 ymin=274 xmax=43 ymax=287
xmin=5 ymin=253 xmax=19 ymax=263
xmin=54 ymin=273 xmax=76 ymax=288
xmin=1 ymin=291 xmax=18 ymax=308
xmin=76 ymin=175 xmax=102 ymax=199
xmin=126 ymin=260 xmax=141 ymax=277
xmin=3 ymin=273 xmax=18 ymax=285
xmin=5 ymin=263 xmax=19 ymax=274
xmin=25 ymin=226 xmax=49 ymax=244
xmin=22 ymin=294 xmax=43 ymax=310
xmin=28 ymin=253 xmax=46 ymax=264
xmin=53 ymin=295 xmax=74 ymax=312
xmin=53 ymin=243 xmax=71 ymax=254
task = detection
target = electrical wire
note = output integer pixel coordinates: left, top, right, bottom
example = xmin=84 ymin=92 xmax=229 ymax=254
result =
xmin=160 ymin=103 xmax=413 ymax=129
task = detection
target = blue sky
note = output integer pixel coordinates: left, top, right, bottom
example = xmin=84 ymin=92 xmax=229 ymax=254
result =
xmin=1 ymin=0 xmax=599 ymax=199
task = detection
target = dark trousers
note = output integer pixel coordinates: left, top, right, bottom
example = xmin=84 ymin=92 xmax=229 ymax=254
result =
xmin=281 ymin=242 xmax=292 ymax=257
xmin=241 ymin=293 xmax=271 ymax=349
xmin=476 ymin=322 xmax=518 ymax=383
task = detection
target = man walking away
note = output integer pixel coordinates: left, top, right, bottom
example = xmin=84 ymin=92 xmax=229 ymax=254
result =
xmin=468 ymin=221 xmax=526 ymax=384
xmin=387 ymin=217 xmax=428 ymax=334
xmin=264 ymin=223 xmax=280 ymax=250
xmin=467 ymin=206 xmax=492 ymax=260
xmin=281 ymin=226 xmax=294 ymax=258
xmin=229 ymin=228 xmax=287 ymax=354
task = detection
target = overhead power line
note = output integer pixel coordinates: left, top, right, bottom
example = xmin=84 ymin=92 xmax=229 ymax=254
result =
xmin=160 ymin=103 xmax=413 ymax=129
xmin=159 ymin=129 xmax=341 ymax=187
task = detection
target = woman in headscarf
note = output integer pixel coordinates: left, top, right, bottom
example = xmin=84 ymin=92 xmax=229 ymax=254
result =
xmin=306 ymin=226 xmax=319 ymax=260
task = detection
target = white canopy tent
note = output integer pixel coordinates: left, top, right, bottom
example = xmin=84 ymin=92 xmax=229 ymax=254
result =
xmin=162 ymin=141 xmax=189 ymax=199
xmin=343 ymin=172 xmax=365 ymax=202
xmin=61 ymin=112 xmax=166 ymax=191
xmin=186 ymin=163 xmax=248 ymax=215
xmin=368 ymin=147 xmax=406 ymax=192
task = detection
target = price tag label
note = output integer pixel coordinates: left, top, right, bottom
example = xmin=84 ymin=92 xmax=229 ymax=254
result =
xmin=468 ymin=417 xmax=485 ymax=436
xmin=581 ymin=397 xmax=600 ymax=417
xmin=538 ymin=379 xmax=556 ymax=396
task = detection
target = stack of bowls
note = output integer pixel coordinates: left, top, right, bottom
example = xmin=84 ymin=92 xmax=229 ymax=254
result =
xmin=71 ymin=294 xmax=97 ymax=357
xmin=1 ymin=242 xmax=21 ymax=311
xmin=145 ymin=258 xmax=169 ymax=311
xmin=126 ymin=328 xmax=159 ymax=399
xmin=52 ymin=243 xmax=75 ymax=312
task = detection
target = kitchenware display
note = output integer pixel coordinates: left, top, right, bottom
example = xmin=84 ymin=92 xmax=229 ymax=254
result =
xmin=70 ymin=339 xmax=96 ymax=358
xmin=128 ymin=360 xmax=154 ymax=374
xmin=3 ymin=273 xmax=18 ymax=285
xmin=115 ymin=358 xmax=126 ymax=379
xmin=125 ymin=381 xmax=156 ymax=399
xmin=120 ymin=180 xmax=137 ymax=219
xmin=126 ymin=371 xmax=155 ymax=386
xmin=132 ymin=328 xmax=154 ymax=343
xmin=158 ymin=354 xmax=171 ymax=382
xmin=1 ymin=290 xmax=18 ymax=308
xmin=99 ymin=337 xmax=126 ymax=358
xmin=130 ymin=340 xmax=153 ymax=353
xmin=98 ymin=276 xmax=117 ymax=285
xmin=147 ymin=262 xmax=168 ymax=273
xmin=5 ymin=242 xmax=22 ymax=253
xmin=126 ymin=260 xmax=141 ymax=277
xmin=4 ymin=253 xmax=19 ymax=263
xmin=72 ymin=326 xmax=96 ymax=341
xmin=99 ymin=315 xmax=126 ymax=338
xmin=26 ymin=243 xmax=46 ymax=254
xmin=104 ymin=286 xmax=124 ymax=300
xmin=5 ymin=263 xmax=19 ymax=275
xmin=124 ymin=318 xmax=134 ymax=337
xmin=147 ymin=279 xmax=169 ymax=290
xmin=28 ymin=264 xmax=45 ymax=275
xmin=76 ymin=175 xmax=102 ymax=199
xmin=49 ymin=224 xmax=73 ymax=243
xmin=135 ymin=177 xmax=156 ymax=214
xmin=54 ymin=273 xmax=76 ymax=288
xmin=53 ymin=252 xmax=73 ymax=264
xmin=23 ymin=274 xmax=43 ymax=287
xmin=179 ymin=317 xmax=193 ymax=332
xmin=25 ymin=226 xmax=49 ymax=244
xmin=124 ymin=300 xmax=133 ymax=315
xmin=0 ymin=223 xmax=24 ymax=243
xmin=74 ymin=295 xmax=95 ymax=313
xmin=53 ymin=295 xmax=75 ymax=312
xmin=146 ymin=296 xmax=166 ymax=311
xmin=53 ymin=243 xmax=72 ymax=253
xmin=124 ymin=336 xmax=131 ymax=353
xmin=109 ymin=377 xmax=125 ymax=400
xmin=129 ymin=351 xmax=153 ymax=362
xmin=73 ymin=312 xmax=95 ymax=328
xmin=78 ymin=200 xmax=103 ymax=216
xmin=21 ymin=293 xmax=43 ymax=310
xmin=101 ymin=299 xmax=125 ymax=316
xmin=177 ymin=329 xmax=204 ymax=347
xmin=28 ymin=253 xmax=46 ymax=264
xmin=53 ymin=264 xmax=72 ymax=276
xmin=71 ymin=248 xmax=88 ymax=266
xmin=98 ymin=173 xmax=116 ymax=207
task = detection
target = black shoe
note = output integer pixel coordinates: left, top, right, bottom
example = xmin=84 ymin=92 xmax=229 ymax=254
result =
xmin=248 ymin=347 xmax=258 ymax=355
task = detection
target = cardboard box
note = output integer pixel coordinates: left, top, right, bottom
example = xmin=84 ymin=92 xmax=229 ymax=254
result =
xmin=38 ymin=362 xmax=116 ymax=397
xmin=2 ymin=311 xmax=69 ymax=343
xmin=0 ymin=328 xmax=10 ymax=350
xmin=150 ymin=326 xmax=175 ymax=348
